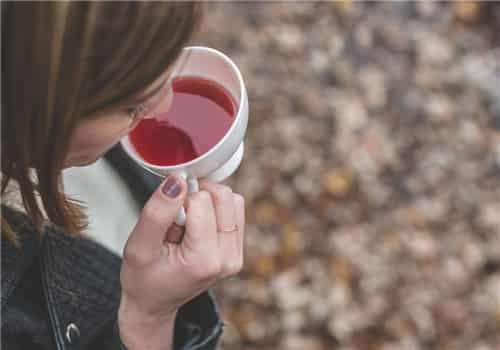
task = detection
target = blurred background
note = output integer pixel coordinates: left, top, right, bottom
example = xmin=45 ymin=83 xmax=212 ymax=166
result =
xmin=64 ymin=2 xmax=500 ymax=350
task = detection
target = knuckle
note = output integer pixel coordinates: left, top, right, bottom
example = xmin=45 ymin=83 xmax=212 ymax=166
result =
xmin=206 ymin=259 xmax=223 ymax=277
xmin=193 ymin=258 xmax=222 ymax=279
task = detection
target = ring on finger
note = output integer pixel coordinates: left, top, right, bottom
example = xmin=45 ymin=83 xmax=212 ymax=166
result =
xmin=219 ymin=224 xmax=238 ymax=233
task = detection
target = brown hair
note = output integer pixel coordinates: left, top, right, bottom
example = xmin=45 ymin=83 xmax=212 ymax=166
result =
xmin=1 ymin=2 xmax=201 ymax=240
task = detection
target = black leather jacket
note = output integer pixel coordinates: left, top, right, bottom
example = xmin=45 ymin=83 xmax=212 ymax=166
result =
xmin=1 ymin=206 xmax=223 ymax=350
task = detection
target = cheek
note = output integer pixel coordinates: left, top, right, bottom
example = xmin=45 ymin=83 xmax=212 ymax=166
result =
xmin=76 ymin=119 xmax=130 ymax=149
xmin=66 ymin=115 xmax=133 ymax=165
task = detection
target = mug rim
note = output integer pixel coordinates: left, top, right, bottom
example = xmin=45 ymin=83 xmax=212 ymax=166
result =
xmin=121 ymin=45 xmax=246 ymax=171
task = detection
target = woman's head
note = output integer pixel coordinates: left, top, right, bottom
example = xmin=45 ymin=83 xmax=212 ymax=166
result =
xmin=1 ymin=2 xmax=201 ymax=236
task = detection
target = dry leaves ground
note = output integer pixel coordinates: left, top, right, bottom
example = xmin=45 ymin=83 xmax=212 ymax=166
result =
xmin=195 ymin=2 xmax=500 ymax=349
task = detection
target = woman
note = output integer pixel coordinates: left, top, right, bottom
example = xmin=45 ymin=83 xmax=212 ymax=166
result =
xmin=1 ymin=2 xmax=245 ymax=350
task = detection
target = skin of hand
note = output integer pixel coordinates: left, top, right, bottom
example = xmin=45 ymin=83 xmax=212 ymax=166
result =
xmin=118 ymin=175 xmax=245 ymax=350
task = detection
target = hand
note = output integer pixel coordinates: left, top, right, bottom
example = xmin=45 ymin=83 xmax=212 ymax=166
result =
xmin=118 ymin=176 xmax=245 ymax=350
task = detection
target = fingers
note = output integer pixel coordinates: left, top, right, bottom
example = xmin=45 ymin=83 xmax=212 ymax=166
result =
xmin=234 ymin=193 xmax=245 ymax=264
xmin=124 ymin=175 xmax=186 ymax=264
xmin=224 ymin=193 xmax=245 ymax=277
xmin=199 ymin=181 xmax=237 ymax=232
xmin=145 ymin=179 xmax=245 ymax=285
xmin=182 ymin=190 xmax=218 ymax=254
xmin=200 ymin=180 xmax=244 ymax=278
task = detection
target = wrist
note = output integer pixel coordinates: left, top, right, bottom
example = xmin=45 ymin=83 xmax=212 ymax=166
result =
xmin=118 ymin=299 xmax=178 ymax=350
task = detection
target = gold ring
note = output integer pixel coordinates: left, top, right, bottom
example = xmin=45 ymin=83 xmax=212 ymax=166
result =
xmin=219 ymin=224 xmax=238 ymax=233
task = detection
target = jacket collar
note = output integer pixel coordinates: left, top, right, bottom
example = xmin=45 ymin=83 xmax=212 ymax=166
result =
xmin=2 ymin=206 xmax=121 ymax=349
xmin=41 ymin=225 xmax=122 ymax=349
xmin=1 ymin=206 xmax=41 ymax=313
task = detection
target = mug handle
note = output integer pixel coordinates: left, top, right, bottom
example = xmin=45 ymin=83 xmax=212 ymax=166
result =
xmin=174 ymin=172 xmax=198 ymax=226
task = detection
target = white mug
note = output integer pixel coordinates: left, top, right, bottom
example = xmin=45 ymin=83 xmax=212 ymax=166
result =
xmin=120 ymin=46 xmax=249 ymax=225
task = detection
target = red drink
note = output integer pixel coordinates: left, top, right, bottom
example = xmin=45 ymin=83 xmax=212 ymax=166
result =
xmin=130 ymin=76 xmax=236 ymax=166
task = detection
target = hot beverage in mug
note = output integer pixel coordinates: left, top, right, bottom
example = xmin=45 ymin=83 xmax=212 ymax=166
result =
xmin=129 ymin=76 xmax=237 ymax=166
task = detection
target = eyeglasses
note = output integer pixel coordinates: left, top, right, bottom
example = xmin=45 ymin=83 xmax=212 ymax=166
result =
xmin=126 ymin=51 xmax=189 ymax=126
xmin=127 ymin=103 xmax=148 ymax=121
xmin=127 ymin=80 xmax=174 ymax=125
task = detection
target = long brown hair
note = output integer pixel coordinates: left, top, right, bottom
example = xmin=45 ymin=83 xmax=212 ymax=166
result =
xmin=1 ymin=2 xmax=201 ymax=240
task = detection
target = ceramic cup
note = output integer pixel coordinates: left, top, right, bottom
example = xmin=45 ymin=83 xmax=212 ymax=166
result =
xmin=121 ymin=46 xmax=249 ymax=225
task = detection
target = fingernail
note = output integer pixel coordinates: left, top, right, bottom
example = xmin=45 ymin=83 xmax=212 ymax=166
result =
xmin=162 ymin=176 xmax=181 ymax=198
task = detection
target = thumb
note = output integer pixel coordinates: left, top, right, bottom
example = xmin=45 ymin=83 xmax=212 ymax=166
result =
xmin=127 ymin=175 xmax=187 ymax=256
